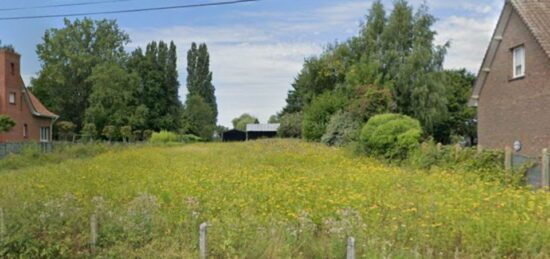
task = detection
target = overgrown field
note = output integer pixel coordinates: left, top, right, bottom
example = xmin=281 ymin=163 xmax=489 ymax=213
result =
xmin=0 ymin=140 xmax=549 ymax=258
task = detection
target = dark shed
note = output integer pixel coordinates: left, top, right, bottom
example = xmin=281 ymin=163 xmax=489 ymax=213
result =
xmin=246 ymin=124 xmax=280 ymax=141
xmin=222 ymin=129 xmax=246 ymax=142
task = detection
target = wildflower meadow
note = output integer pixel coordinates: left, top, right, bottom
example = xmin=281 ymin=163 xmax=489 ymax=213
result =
xmin=0 ymin=140 xmax=549 ymax=258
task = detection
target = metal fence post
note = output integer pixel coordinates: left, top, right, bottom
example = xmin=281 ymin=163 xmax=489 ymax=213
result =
xmin=542 ymin=148 xmax=549 ymax=189
xmin=505 ymin=146 xmax=513 ymax=171
xmin=200 ymin=222 xmax=208 ymax=259
xmin=346 ymin=237 xmax=355 ymax=259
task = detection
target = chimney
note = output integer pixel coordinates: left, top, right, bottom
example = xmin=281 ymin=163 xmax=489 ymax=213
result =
xmin=0 ymin=48 xmax=21 ymax=80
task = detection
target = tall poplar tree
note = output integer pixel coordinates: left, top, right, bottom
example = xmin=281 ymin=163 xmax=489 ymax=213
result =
xmin=186 ymin=43 xmax=217 ymax=124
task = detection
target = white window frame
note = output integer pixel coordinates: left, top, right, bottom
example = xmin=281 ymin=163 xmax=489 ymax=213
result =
xmin=513 ymin=45 xmax=525 ymax=78
xmin=23 ymin=124 xmax=28 ymax=138
xmin=40 ymin=127 xmax=50 ymax=142
xmin=8 ymin=92 xmax=15 ymax=104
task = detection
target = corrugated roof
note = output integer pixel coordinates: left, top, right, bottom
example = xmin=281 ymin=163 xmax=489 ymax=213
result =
xmin=246 ymin=123 xmax=280 ymax=132
xmin=511 ymin=0 xmax=550 ymax=58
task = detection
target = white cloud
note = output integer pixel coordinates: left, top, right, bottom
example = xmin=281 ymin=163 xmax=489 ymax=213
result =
xmin=435 ymin=15 xmax=499 ymax=71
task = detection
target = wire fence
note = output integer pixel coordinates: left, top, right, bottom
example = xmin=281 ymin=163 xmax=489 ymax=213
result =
xmin=0 ymin=142 xmax=53 ymax=159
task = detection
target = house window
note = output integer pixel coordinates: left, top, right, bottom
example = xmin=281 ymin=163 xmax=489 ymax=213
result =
xmin=10 ymin=63 xmax=14 ymax=75
xmin=513 ymin=45 xmax=525 ymax=78
xmin=23 ymin=124 xmax=28 ymax=138
xmin=8 ymin=92 xmax=15 ymax=104
xmin=40 ymin=127 xmax=50 ymax=142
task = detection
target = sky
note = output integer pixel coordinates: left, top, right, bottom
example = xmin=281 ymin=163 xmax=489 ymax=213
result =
xmin=0 ymin=0 xmax=503 ymax=127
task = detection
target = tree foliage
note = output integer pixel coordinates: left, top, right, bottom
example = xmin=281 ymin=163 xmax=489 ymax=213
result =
xmin=302 ymin=91 xmax=348 ymax=141
xmin=232 ymin=114 xmax=259 ymax=131
xmin=182 ymin=95 xmax=214 ymax=140
xmin=187 ymin=43 xmax=217 ymax=124
xmin=360 ymin=113 xmax=422 ymax=160
xmin=278 ymin=113 xmax=302 ymax=138
xmin=32 ymin=18 xmax=129 ymax=128
xmin=0 ymin=115 xmax=16 ymax=133
xmin=321 ymin=111 xmax=361 ymax=147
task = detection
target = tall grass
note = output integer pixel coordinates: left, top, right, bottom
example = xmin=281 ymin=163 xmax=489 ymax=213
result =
xmin=0 ymin=140 xmax=548 ymax=258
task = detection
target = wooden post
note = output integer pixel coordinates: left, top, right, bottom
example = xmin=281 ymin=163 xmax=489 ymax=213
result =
xmin=200 ymin=222 xmax=207 ymax=259
xmin=542 ymin=148 xmax=549 ymax=189
xmin=505 ymin=146 xmax=513 ymax=171
xmin=0 ymin=208 xmax=5 ymax=241
xmin=346 ymin=237 xmax=355 ymax=259
xmin=90 ymin=214 xmax=97 ymax=256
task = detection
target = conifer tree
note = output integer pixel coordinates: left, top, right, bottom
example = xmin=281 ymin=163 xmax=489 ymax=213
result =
xmin=186 ymin=43 xmax=217 ymax=124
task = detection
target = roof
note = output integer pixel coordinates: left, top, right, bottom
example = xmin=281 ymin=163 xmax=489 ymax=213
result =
xmin=246 ymin=123 xmax=280 ymax=132
xmin=469 ymin=0 xmax=550 ymax=106
xmin=511 ymin=0 xmax=550 ymax=58
xmin=25 ymin=88 xmax=58 ymax=119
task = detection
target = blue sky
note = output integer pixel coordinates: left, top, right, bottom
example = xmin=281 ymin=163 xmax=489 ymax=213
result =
xmin=0 ymin=0 xmax=503 ymax=127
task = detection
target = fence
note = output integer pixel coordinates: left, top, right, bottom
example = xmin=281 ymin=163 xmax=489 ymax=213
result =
xmin=0 ymin=142 xmax=53 ymax=159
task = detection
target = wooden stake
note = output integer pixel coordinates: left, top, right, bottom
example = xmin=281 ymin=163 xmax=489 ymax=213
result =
xmin=90 ymin=214 xmax=97 ymax=256
xmin=200 ymin=222 xmax=207 ymax=259
xmin=0 ymin=208 xmax=5 ymax=241
xmin=346 ymin=237 xmax=355 ymax=259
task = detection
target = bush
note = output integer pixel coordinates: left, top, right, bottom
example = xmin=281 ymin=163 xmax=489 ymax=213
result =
xmin=150 ymin=131 xmax=179 ymax=144
xmin=102 ymin=125 xmax=117 ymax=142
xmin=143 ymin=130 xmax=153 ymax=140
xmin=180 ymin=134 xmax=202 ymax=143
xmin=347 ymin=85 xmax=394 ymax=123
xmin=132 ymin=130 xmax=143 ymax=142
xmin=360 ymin=113 xmax=422 ymax=160
xmin=302 ymin=91 xmax=347 ymax=141
xmin=120 ymin=126 xmax=132 ymax=143
xmin=278 ymin=112 xmax=302 ymax=138
xmin=321 ymin=111 xmax=361 ymax=147
xmin=0 ymin=115 xmax=16 ymax=133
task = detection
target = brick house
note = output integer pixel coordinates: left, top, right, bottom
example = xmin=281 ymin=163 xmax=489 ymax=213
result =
xmin=470 ymin=0 xmax=550 ymax=156
xmin=0 ymin=49 xmax=58 ymax=143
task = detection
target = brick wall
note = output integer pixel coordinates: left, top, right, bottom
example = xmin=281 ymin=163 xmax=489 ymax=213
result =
xmin=0 ymin=50 xmax=53 ymax=143
xmin=478 ymin=10 xmax=550 ymax=156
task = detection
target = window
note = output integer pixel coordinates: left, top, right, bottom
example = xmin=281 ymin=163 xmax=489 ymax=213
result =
xmin=8 ymin=92 xmax=15 ymax=104
xmin=23 ymin=124 xmax=28 ymax=138
xmin=40 ymin=127 xmax=50 ymax=142
xmin=10 ymin=63 xmax=14 ymax=75
xmin=513 ymin=45 xmax=525 ymax=78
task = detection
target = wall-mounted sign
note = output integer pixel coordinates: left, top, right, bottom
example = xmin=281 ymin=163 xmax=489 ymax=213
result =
xmin=513 ymin=140 xmax=522 ymax=152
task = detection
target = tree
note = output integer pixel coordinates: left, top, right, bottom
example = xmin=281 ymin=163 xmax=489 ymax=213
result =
xmin=0 ymin=115 xmax=15 ymax=133
xmin=32 ymin=18 xmax=130 ymax=128
xmin=56 ymin=121 xmax=76 ymax=141
xmin=302 ymin=91 xmax=348 ymax=141
xmin=278 ymin=113 xmax=302 ymax=138
xmin=268 ymin=114 xmax=280 ymax=124
xmin=128 ymin=41 xmax=182 ymax=131
xmin=120 ymin=126 xmax=132 ymax=143
xmin=81 ymin=123 xmax=97 ymax=142
xmin=183 ymin=95 xmax=214 ymax=140
xmin=232 ymin=113 xmax=259 ymax=131
xmin=102 ymin=125 xmax=117 ymax=143
xmin=85 ymin=62 xmax=148 ymax=131
xmin=187 ymin=43 xmax=217 ymax=124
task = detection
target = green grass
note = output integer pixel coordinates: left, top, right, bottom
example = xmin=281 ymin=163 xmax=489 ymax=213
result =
xmin=0 ymin=139 xmax=548 ymax=258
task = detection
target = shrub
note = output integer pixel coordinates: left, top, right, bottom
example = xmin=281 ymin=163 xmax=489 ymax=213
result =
xmin=0 ymin=115 xmax=16 ymax=133
xmin=143 ymin=130 xmax=153 ymax=140
xmin=132 ymin=130 xmax=143 ymax=142
xmin=180 ymin=134 xmax=202 ymax=143
xmin=150 ymin=131 xmax=179 ymax=144
xmin=302 ymin=91 xmax=347 ymax=141
xmin=347 ymin=85 xmax=394 ymax=123
xmin=321 ymin=111 xmax=361 ymax=147
xmin=360 ymin=113 xmax=422 ymax=160
xmin=278 ymin=112 xmax=302 ymax=138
